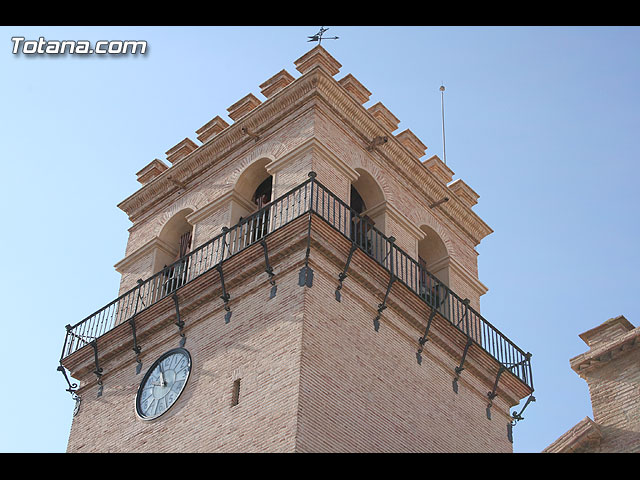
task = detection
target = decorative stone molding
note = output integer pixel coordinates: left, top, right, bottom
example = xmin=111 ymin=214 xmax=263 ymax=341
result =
xmin=185 ymin=189 xmax=256 ymax=226
xmin=114 ymin=236 xmax=176 ymax=273
xmin=294 ymin=45 xmax=341 ymax=76
xmin=118 ymin=57 xmax=492 ymax=245
xmin=422 ymin=155 xmax=454 ymax=185
xmin=363 ymin=200 xmax=425 ymax=243
xmin=196 ymin=116 xmax=230 ymax=144
xmin=542 ymin=417 xmax=603 ymax=453
xmin=395 ymin=129 xmax=427 ymax=159
xmin=266 ymin=137 xmax=359 ymax=183
xmin=260 ymin=69 xmax=295 ymax=99
xmin=117 ymin=68 xmax=323 ymax=222
xmin=579 ymin=315 xmax=635 ymax=347
xmin=227 ymin=93 xmax=262 ymax=122
xmin=448 ymin=256 xmax=488 ymax=297
xmin=448 ymin=178 xmax=479 ymax=208
xmin=338 ymin=73 xmax=371 ymax=105
xmin=136 ymin=159 xmax=168 ymax=185
xmin=367 ymin=102 xmax=400 ymax=133
xmin=570 ymin=316 xmax=640 ymax=374
xmin=166 ymin=138 xmax=198 ymax=165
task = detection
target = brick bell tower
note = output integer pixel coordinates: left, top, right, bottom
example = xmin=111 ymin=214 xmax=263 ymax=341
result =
xmin=58 ymin=46 xmax=535 ymax=453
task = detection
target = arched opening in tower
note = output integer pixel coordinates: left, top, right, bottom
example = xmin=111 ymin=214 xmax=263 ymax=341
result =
xmin=253 ymin=176 xmax=273 ymax=209
xmin=155 ymin=208 xmax=194 ymax=295
xmin=250 ymin=175 xmax=273 ymax=243
xmin=350 ymin=170 xmax=386 ymax=261
xmin=418 ymin=225 xmax=450 ymax=313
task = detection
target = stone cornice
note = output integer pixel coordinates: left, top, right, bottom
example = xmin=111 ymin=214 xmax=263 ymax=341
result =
xmin=449 ymin=257 xmax=489 ymax=296
xmin=117 ymin=68 xmax=323 ymax=222
xmin=309 ymin=69 xmax=493 ymax=245
xmin=363 ymin=200 xmax=425 ymax=241
xmin=114 ymin=236 xmax=176 ymax=273
xmin=570 ymin=325 xmax=640 ymax=375
xmin=579 ymin=314 xmax=635 ymax=347
xmin=267 ymin=136 xmax=359 ymax=183
xmin=117 ymin=60 xmax=493 ymax=245
xmin=542 ymin=416 xmax=602 ymax=453
xmin=420 ymin=254 xmax=488 ymax=297
xmin=186 ymin=189 xmax=255 ymax=225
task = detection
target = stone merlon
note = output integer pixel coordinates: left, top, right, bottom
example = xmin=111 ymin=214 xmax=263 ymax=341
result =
xmin=570 ymin=315 xmax=639 ymax=374
xmin=260 ymin=69 xmax=295 ymax=99
xmin=227 ymin=93 xmax=262 ymax=122
xmin=196 ymin=115 xmax=230 ymax=144
xmin=448 ymin=178 xmax=480 ymax=208
xmin=136 ymin=158 xmax=168 ymax=185
xmin=294 ymin=45 xmax=341 ymax=76
xmin=338 ymin=74 xmax=371 ymax=105
xmin=395 ymin=129 xmax=427 ymax=159
xmin=166 ymin=138 xmax=198 ymax=164
xmin=422 ymin=155 xmax=454 ymax=185
xmin=367 ymin=102 xmax=400 ymax=133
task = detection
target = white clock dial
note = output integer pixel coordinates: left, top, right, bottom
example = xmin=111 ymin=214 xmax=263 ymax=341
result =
xmin=136 ymin=348 xmax=191 ymax=420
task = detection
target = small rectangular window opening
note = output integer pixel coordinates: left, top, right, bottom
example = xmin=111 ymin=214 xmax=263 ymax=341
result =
xmin=231 ymin=378 xmax=241 ymax=406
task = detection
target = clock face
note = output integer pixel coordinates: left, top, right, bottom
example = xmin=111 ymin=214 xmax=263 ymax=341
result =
xmin=135 ymin=348 xmax=191 ymax=420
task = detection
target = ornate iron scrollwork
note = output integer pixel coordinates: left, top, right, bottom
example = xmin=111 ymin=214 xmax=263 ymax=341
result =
xmin=452 ymin=337 xmax=473 ymax=393
xmin=128 ymin=317 xmax=143 ymax=374
xmin=261 ymin=239 xmax=277 ymax=299
xmin=299 ymin=173 xmax=316 ymax=289
xmin=416 ymin=308 xmax=437 ymax=365
xmin=374 ymin=274 xmax=395 ymax=332
xmin=57 ymin=364 xmax=81 ymax=415
xmin=90 ymin=340 xmax=103 ymax=397
xmin=335 ymin=243 xmax=357 ymax=302
xmin=373 ymin=237 xmax=395 ymax=332
xmin=217 ymin=264 xmax=232 ymax=324
xmin=172 ymin=293 xmax=186 ymax=347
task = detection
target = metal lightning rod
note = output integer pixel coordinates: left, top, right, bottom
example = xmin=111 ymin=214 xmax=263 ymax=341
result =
xmin=440 ymin=84 xmax=447 ymax=166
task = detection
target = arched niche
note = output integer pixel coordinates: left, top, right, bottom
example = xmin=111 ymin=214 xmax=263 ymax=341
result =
xmin=418 ymin=224 xmax=450 ymax=286
xmin=152 ymin=208 xmax=194 ymax=274
xmin=230 ymin=158 xmax=274 ymax=226
xmin=350 ymin=168 xmax=386 ymax=234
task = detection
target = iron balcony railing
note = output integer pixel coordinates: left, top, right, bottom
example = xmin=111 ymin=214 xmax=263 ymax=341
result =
xmin=60 ymin=173 xmax=533 ymax=391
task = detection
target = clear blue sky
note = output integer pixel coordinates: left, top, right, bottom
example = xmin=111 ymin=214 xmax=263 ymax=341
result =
xmin=1 ymin=26 xmax=638 ymax=453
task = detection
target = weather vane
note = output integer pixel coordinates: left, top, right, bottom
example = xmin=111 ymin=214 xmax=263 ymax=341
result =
xmin=307 ymin=26 xmax=339 ymax=46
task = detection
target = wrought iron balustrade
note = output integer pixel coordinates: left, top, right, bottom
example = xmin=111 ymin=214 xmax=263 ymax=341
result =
xmin=60 ymin=173 xmax=533 ymax=392
xmin=309 ymin=179 xmax=533 ymax=390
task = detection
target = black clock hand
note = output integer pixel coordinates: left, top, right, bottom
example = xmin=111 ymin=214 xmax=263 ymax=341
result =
xmin=158 ymin=362 xmax=166 ymax=386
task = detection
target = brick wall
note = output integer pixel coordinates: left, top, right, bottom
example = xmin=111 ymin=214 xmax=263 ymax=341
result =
xmin=67 ymin=47 xmax=517 ymax=453
xmin=545 ymin=316 xmax=640 ymax=452
xmin=65 ymin=219 xmax=517 ymax=452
